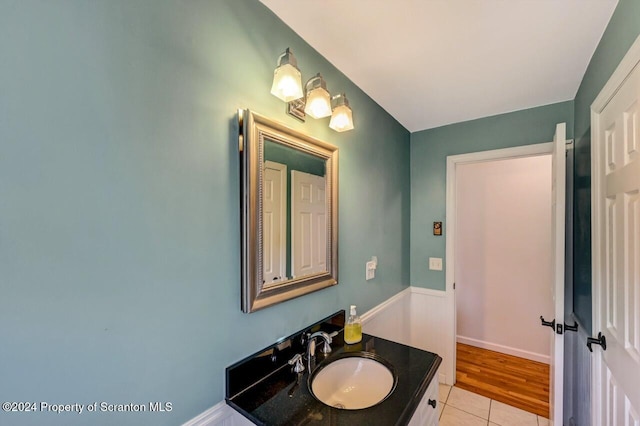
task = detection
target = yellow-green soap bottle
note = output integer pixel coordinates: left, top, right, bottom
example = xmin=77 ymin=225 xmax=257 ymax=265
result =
xmin=344 ymin=305 xmax=362 ymax=344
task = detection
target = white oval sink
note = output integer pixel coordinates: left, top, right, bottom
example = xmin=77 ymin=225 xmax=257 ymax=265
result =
xmin=310 ymin=354 xmax=396 ymax=410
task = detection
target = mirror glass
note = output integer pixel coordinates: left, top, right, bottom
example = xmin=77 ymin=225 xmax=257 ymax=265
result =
xmin=240 ymin=110 xmax=338 ymax=313
xmin=263 ymin=139 xmax=327 ymax=286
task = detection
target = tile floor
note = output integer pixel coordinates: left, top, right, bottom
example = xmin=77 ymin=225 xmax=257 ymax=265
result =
xmin=438 ymin=385 xmax=549 ymax=426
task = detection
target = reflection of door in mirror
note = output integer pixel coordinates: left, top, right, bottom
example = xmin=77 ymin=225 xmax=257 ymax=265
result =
xmin=291 ymin=170 xmax=327 ymax=278
xmin=240 ymin=109 xmax=338 ymax=313
xmin=263 ymin=161 xmax=287 ymax=285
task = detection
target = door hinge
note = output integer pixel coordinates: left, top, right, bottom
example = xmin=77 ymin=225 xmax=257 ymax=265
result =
xmin=453 ymin=282 xmax=455 ymax=290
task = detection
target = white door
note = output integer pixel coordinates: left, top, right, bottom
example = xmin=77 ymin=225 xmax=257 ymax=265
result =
xmin=549 ymin=122 xmax=566 ymax=425
xmin=291 ymin=170 xmax=326 ymax=278
xmin=263 ymin=161 xmax=287 ymax=284
xmin=591 ymin=54 xmax=640 ymax=425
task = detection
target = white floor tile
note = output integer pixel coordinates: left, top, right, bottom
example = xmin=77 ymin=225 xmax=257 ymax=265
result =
xmin=438 ymin=401 xmax=444 ymax=419
xmin=440 ymin=405 xmax=488 ymax=426
xmin=439 ymin=383 xmax=452 ymax=403
xmin=537 ymin=416 xmax=549 ymax=426
xmin=446 ymin=387 xmax=491 ymax=419
xmin=489 ymin=400 xmax=538 ymax=426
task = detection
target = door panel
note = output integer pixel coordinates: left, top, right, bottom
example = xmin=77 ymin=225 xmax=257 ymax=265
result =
xmin=263 ymin=161 xmax=287 ymax=284
xmin=594 ymin=59 xmax=640 ymax=425
xmin=291 ymin=170 xmax=326 ymax=278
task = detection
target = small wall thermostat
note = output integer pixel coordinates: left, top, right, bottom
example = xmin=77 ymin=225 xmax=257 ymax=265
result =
xmin=433 ymin=222 xmax=442 ymax=236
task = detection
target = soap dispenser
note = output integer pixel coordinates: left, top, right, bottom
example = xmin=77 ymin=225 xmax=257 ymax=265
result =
xmin=344 ymin=305 xmax=362 ymax=344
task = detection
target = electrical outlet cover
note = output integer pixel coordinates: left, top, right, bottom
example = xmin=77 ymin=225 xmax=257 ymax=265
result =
xmin=366 ymin=261 xmax=375 ymax=280
xmin=428 ymin=257 xmax=443 ymax=271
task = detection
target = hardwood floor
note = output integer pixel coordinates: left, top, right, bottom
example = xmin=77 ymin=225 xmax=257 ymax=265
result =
xmin=455 ymin=342 xmax=550 ymax=418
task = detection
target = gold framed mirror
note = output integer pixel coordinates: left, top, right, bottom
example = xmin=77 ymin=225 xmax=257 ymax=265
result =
xmin=239 ymin=109 xmax=339 ymax=313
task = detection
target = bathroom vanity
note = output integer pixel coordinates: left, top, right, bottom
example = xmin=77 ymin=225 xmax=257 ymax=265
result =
xmin=226 ymin=311 xmax=442 ymax=425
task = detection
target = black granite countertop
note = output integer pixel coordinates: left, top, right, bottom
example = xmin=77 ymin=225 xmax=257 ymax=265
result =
xmin=226 ymin=311 xmax=442 ymax=426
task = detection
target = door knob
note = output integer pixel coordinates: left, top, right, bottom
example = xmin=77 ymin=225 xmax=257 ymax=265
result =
xmin=587 ymin=332 xmax=607 ymax=352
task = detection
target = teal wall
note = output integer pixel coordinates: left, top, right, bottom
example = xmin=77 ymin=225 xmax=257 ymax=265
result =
xmin=0 ymin=1 xmax=410 ymax=425
xmin=571 ymin=0 xmax=640 ymax=332
xmin=574 ymin=0 xmax=640 ymax=139
xmin=410 ymin=101 xmax=574 ymax=290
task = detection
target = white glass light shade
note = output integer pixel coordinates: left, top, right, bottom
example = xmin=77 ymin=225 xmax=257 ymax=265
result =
xmin=270 ymin=63 xmax=303 ymax=102
xmin=304 ymin=88 xmax=332 ymax=118
xmin=303 ymin=73 xmax=331 ymax=119
xmin=329 ymin=93 xmax=354 ymax=132
xmin=329 ymin=105 xmax=354 ymax=132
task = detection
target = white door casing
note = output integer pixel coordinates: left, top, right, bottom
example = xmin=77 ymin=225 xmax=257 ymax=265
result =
xmin=591 ymin=34 xmax=640 ymax=426
xmin=550 ymin=122 xmax=566 ymax=426
xmin=263 ymin=161 xmax=287 ymax=284
xmin=291 ymin=170 xmax=326 ymax=278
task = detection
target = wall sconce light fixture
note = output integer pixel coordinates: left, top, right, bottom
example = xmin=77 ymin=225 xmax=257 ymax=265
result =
xmin=304 ymin=73 xmax=332 ymax=119
xmin=270 ymin=48 xmax=304 ymax=102
xmin=270 ymin=48 xmax=354 ymax=132
xmin=329 ymin=93 xmax=354 ymax=132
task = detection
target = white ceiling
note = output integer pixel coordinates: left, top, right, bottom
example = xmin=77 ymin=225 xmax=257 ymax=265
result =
xmin=259 ymin=0 xmax=618 ymax=132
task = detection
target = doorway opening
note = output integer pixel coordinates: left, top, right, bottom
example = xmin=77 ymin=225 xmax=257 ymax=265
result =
xmin=455 ymin=154 xmax=553 ymax=364
xmin=454 ymin=154 xmax=553 ymax=418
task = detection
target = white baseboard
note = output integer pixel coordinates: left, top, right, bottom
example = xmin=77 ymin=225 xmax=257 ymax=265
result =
xmin=182 ymin=401 xmax=253 ymax=426
xmin=456 ymin=335 xmax=550 ymax=364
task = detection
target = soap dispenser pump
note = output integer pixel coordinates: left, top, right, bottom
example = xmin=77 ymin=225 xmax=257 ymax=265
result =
xmin=344 ymin=305 xmax=362 ymax=344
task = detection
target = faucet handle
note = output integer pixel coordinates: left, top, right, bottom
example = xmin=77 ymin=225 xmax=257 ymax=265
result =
xmin=288 ymin=353 xmax=305 ymax=373
xmin=320 ymin=340 xmax=332 ymax=354
xmin=320 ymin=332 xmax=336 ymax=354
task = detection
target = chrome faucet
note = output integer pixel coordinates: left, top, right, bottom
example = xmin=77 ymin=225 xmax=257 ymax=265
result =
xmin=306 ymin=331 xmax=334 ymax=372
xmin=287 ymin=331 xmax=337 ymax=375
xmin=288 ymin=353 xmax=305 ymax=373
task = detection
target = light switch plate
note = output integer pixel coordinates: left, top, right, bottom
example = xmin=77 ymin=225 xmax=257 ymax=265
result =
xmin=429 ymin=257 xmax=443 ymax=271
